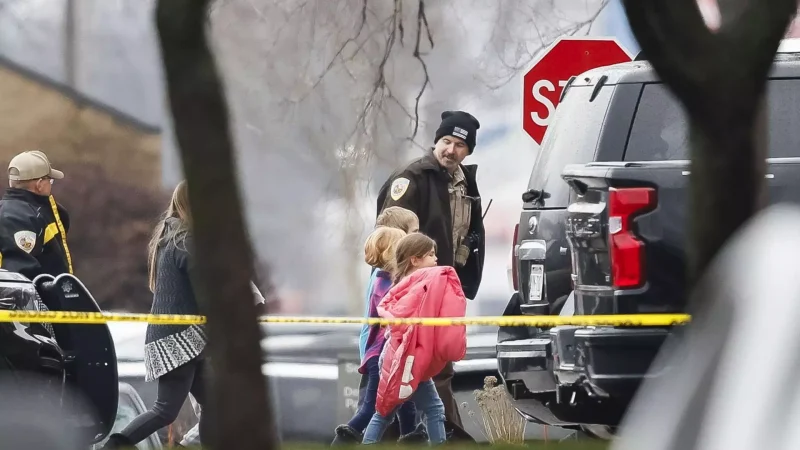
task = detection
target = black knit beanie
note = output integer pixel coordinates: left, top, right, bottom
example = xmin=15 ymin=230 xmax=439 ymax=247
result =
xmin=434 ymin=111 xmax=481 ymax=154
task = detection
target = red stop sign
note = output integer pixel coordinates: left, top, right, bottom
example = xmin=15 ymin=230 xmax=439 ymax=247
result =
xmin=522 ymin=37 xmax=633 ymax=145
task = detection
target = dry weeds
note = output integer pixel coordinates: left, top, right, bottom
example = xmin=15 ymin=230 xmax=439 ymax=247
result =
xmin=466 ymin=375 xmax=527 ymax=445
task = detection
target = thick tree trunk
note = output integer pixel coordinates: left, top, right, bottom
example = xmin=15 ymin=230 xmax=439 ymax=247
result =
xmin=621 ymin=0 xmax=796 ymax=297
xmin=687 ymin=115 xmax=760 ymax=285
xmin=154 ymin=1 xmax=278 ymax=449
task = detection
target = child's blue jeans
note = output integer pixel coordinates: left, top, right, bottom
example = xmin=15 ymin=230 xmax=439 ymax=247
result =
xmin=348 ymin=356 xmax=417 ymax=434
xmin=362 ymin=379 xmax=446 ymax=445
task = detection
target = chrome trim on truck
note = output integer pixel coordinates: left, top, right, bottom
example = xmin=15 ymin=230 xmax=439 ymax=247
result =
xmin=517 ymin=240 xmax=546 ymax=261
xmin=496 ymin=338 xmax=550 ymax=358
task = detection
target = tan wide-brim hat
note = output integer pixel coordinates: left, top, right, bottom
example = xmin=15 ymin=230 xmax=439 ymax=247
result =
xmin=8 ymin=150 xmax=64 ymax=181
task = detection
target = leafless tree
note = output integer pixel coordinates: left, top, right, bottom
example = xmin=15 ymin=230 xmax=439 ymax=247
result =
xmin=155 ymin=0 xmax=277 ymax=448
xmin=622 ymin=0 xmax=797 ymax=295
xmin=208 ymin=0 xmax=610 ymax=314
xmin=479 ymin=0 xmax=611 ymax=90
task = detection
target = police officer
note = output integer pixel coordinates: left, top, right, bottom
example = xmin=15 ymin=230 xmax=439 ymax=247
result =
xmin=0 ymin=150 xmax=73 ymax=280
xmin=376 ymin=110 xmax=486 ymax=440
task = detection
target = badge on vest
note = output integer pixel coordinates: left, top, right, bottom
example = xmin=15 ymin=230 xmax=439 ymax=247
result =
xmin=14 ymin=230 xmax=36 ymax=254
xmin=391 ymin=177 xmax=410 ymax=201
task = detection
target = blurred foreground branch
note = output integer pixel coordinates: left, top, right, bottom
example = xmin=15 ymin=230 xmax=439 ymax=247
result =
xmin=622 ymin=0 xmax=797 ymax=294
xmin=155 ymin=0 xmax=277 ymax=448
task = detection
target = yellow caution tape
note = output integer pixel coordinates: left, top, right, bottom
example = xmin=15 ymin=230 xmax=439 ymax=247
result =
xmin=0 ymin=310 xmax=691 ymax=327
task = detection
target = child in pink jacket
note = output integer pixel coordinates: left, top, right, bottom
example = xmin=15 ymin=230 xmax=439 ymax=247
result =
xmin=361 ymin=233 xmax=467 ymax=445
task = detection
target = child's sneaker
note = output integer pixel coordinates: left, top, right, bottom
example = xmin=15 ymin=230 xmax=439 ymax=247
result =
xmin=331 ymin=424 xmax=363 ymax=446
xmin=397 ymin=423 xmax=428 ymax=444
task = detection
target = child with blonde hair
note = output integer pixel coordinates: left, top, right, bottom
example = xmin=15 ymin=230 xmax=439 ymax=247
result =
xmin=375 ymin=206 xmax=420 ymax=233
xmin=359 ymin=207 xmax=419 ymax=359
xmin=331 ymin=226 xmax=418 ymax=445
xmin=362 ymin=233 xmax=467 ymax=445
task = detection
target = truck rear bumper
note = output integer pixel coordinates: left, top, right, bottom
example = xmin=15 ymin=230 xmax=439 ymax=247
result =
xmin=496 ymin=337 xmax=552 ymax=392
xmin=554 ymin=326 xmax=670 ymax=401
xmin=498 ymin=324 xmax=671 ymax=426
xmin=497 ymin=335 xmax=581 ymax=427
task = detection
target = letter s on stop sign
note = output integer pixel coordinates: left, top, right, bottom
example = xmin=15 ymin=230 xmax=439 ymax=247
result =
xmin=531 ymin=79 xmax=571 ymax=127
xmin=522 ymin=37 xmax=633 ymax=145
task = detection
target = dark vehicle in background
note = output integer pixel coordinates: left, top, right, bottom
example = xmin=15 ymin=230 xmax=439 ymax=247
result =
xmin=498 ymin=43 xmax=800 ymax=437
xmin=0 ymin=271 xmax=118 ymax=445
xmin=498 ymin=59 xmax=648 ymax=435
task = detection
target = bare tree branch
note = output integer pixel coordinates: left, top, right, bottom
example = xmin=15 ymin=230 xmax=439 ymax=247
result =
xmin=299 ymin=0 xmax=369 ymax=101
xmin=420 ymin=0 xmax=434 ymax=49
xmin=410 ymin=0 xmax=432 ymax=140
xmin=346 ymin=0 xmax=401 ymax=143
xmin=481 ymin=0 xmax=610 ymax=92
xmin=398 ymin=0 xmax=405 ymax=45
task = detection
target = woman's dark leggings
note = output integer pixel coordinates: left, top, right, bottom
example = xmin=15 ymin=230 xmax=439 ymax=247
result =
xmin=116 ymin=356 xmax=207 ymax=444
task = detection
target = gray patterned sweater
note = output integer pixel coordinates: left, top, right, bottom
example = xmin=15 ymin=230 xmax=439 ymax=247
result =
xmin=144 ymin=219 xmax=206 ymax=381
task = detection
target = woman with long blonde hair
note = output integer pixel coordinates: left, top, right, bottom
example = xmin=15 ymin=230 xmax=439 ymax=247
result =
xmin=102 ymin=180 xmax=210 ymax=448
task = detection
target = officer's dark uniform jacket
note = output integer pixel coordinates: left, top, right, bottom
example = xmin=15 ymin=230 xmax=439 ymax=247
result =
xmin=0 ymin=188 xmax=73 ymax=280
xmin=377 ymin=152 xmax=486 ymax=299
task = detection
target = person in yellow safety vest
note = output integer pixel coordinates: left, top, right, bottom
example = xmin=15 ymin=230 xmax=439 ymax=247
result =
xmin=0 ymin=150 xmax=73 ymax=280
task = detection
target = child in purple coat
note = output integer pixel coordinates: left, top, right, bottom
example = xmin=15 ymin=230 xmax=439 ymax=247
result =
xmin=331 ymin=226 xmax=417 ymax=445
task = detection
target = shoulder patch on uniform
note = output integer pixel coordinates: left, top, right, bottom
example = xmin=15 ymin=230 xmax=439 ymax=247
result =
xmin=14 ymin=230 xmax=36 ymax=254
xmin=390 ymin=177 xmax=410 ymax=201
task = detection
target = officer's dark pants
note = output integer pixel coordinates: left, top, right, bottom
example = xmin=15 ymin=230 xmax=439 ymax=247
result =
xmin=113 ymin=355 xmax=207 ymax=445
xmin=433 ymin=361 xmax=472 ymax=440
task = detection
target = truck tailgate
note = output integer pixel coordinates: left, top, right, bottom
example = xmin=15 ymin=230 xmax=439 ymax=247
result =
xmin=562 ymin=158 xmax=800 ymax=315
xmin=561 ymin=161 xmax=690 ymax=315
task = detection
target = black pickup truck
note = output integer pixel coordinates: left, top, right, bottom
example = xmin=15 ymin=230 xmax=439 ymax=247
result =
xmin=497 ymin=48 xmax=800 ymax=437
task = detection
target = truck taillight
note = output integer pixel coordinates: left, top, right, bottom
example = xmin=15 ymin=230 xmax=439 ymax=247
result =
xmin=608 ymin=187 xmax=656 ymax=289
xmin=512 ymin=223 xmax=520 ymax=291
